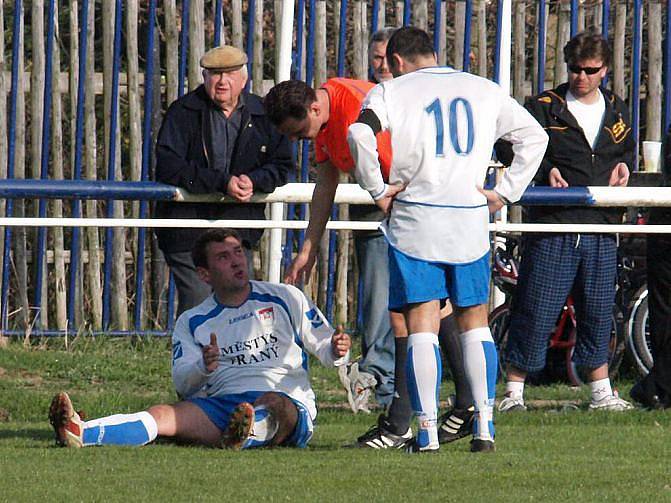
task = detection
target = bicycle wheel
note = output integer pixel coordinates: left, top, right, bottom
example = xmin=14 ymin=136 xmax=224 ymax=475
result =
xmin=631 ymin=292 xmax=653 ymax=375
xmin=488 ymin=304 xmax=510 ymax=382
xmin=626 ymin=287 xmax=652 ymax=377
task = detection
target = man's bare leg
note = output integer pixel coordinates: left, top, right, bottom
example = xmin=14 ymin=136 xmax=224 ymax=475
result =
xmin=49 ymin=392 xmax=223 ymax=448
xmin=148 ymin=402 xmax=223 ymax=446
xmin=254 ymin=392 xmax=298 ymax=446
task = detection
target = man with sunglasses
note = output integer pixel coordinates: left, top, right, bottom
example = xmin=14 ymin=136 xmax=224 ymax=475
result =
xmin=498 ymin=32 xmax=636 ymax=412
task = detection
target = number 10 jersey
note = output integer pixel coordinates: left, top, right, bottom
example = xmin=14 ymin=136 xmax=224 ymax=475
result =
xmin=354 ymin=67 xmax=547 ymax=264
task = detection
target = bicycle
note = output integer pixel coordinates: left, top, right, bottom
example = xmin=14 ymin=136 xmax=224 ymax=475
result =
xmin=626 ymin=286 xmax=651 ymax=377
xmin=612 ymin=217 xmax=650 ymax=378
xmin=489 ymin=234 xmax=626 ymax=386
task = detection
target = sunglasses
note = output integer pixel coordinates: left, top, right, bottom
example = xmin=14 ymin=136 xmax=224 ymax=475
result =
xmin=568 ymin=64 xmax=603 ymax=75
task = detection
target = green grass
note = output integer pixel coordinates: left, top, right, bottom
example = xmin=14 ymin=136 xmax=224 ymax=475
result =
xmin=1 ymin=337 xmax=671 ymax=502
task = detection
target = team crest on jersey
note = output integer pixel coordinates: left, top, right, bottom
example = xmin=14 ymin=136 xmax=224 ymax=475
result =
xmin=256 ymin=307 xmax=274 ymax=334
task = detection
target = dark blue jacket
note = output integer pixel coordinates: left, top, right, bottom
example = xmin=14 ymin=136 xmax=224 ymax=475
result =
xmin=154 ymin=85 xmax=292 ymax=252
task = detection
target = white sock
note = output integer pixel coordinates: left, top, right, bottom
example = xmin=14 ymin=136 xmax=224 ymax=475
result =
xmin=407 ymin=332 xmax=441 ymax=449
xmin=505 ymin=380 xmax=525 ymax=400
xmin=589 ymin=378 xmax=613 ymax=402
xmin=82 ymin=411 xmax=158 ymax=446
xmin=242 ymin=405 xmax=279 ymax=449
xmin=462 ymin=327 xmax=498 ymax=441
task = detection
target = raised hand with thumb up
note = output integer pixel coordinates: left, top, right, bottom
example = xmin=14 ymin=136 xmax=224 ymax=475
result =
xmin=331 ymin=324 xmax=351 ymax=358
xmin=202 ymin=333 xmax=221 ymax=373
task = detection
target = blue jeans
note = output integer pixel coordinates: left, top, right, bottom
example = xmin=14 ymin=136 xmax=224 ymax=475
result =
xmin=355 ymin=231 xmax=395 ymax=406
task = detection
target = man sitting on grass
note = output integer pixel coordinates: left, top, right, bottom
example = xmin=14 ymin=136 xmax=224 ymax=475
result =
xmin=49 ymin=228 xmax=351 ymax=450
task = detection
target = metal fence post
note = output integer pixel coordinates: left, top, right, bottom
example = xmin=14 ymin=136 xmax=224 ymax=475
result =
xmin=268 ymin=202 xmax=284 ymax=283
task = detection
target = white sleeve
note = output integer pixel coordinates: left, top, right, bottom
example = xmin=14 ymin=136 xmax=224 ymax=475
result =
xmin=292 ymin=287 xmax=350 ymax=367
xmin=347 ymin=84 xmax=389 ymax=200
xmin=493 ymin=93 xmax=549 ymax=203
xmin=171 ymin=314 xmax=212 ymax=399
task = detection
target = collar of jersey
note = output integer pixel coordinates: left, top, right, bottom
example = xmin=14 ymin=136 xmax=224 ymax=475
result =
xmin=211 ymin=281 xmax=254 ymax=309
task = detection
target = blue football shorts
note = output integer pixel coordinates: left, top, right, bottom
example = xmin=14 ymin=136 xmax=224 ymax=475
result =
xmin=189 ymin=391 xmax=314 ymax=448
xmin=388 ymin=247 xmax=490 ymax=311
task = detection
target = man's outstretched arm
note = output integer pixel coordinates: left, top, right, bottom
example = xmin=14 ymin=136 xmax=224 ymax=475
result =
xmin=284 ymin=162 xmax=339 ymax=284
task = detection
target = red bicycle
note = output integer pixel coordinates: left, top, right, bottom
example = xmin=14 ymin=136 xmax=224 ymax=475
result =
xmin=489 ymin=235 xmax=624 ymax=386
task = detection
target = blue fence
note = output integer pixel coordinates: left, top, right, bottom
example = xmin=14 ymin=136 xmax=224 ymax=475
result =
xmin=0 ymin=1 xmax=668 ymax=336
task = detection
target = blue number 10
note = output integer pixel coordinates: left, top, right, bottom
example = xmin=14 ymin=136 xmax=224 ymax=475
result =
xmin=425 ymin=97 xmax=474 ymax=157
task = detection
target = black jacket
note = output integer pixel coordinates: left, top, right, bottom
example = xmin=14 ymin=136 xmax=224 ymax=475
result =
xmin=154 ymin=85 xmax=292 ymax=253
xmin=649 ymin=125 xmax=671 ymax=224
xmin=498 ymin=83 xmax=636 ymax=225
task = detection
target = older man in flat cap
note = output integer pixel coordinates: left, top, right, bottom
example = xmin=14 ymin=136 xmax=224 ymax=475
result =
xmin=154 ymin=46 xmax=292 ymax=315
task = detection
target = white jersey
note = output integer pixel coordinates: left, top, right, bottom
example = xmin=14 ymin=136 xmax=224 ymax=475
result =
xmin=348 ymin=67 xmax=548 ymax=263
xmin=171 ymin=280 xmax=348 ymax=419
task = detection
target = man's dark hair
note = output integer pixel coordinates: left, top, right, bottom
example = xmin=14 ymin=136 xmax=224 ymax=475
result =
xmin=192 ymin=228 xmax=242 ymax=269
xmin=385 ymin=26 xmax=434 ymax=67
xmin=264 ymin=80 xmax=317 ymax=126
xmin=563 ymin=31 xmax=611 ymax=67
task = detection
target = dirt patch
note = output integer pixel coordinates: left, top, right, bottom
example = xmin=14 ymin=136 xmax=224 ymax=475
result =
xmin=16 ymin=370 xmax=44 ymax=386
xmin=2 ymin=368 xmax=45 ymax=386
xmin=0 ymin=408 xmax=10 ymax=422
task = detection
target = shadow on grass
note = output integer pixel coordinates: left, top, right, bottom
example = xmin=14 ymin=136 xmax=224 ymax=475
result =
xmin=0 ymin=426 xmax=53 ymax=443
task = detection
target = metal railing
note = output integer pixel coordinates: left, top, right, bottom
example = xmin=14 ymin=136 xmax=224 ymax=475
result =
xmin=1 ymin=180 xmax=671 ymax=337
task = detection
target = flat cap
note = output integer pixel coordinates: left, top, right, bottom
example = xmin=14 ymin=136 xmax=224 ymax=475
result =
xmin=200 ymin=46 xmax=248 ymax=71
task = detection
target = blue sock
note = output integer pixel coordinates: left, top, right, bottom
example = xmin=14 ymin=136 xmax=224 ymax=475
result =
xmin=407 ymin=332 xmax=442 ymax=449
xmin=82 ymin=411 xmax=158 ymax=446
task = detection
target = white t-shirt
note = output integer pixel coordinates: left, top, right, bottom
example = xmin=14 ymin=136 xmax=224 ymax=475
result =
xmin=566 ymin=89 xmax=605 ymax=149
xmin=348 ymin=67 xmax=548 ymax=264
xmin=171 ymin=280 xmax=348 ymax=420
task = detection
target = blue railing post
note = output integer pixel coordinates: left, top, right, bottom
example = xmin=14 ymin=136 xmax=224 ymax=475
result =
xmin=462 ymin=0 xmax=473 ymax=72
xmin=298 ymin=0 xmax=317 ymax=254
xmin=178 ymin=0 xmax=190 ymax=98
xmin=34 ymin=0 xmax=57 ymax=327
xmin=1 ymin=0 xmax=23 ymax=333
xmin=601 ymin=0 xmax=610 ymax=89
xmin=135 ymin=0 xmax=158 ymax=331
xmin=67 ymin=0 xmax=91 ymax=332
xmin=433 ymin=0 xmax=442 ymax=56
xmin=403 ymin=0 xmax=411 ymax=26
xmin=631 ymin=0 xmax=643 ymax=170
xmin=214 ymin=0 xmax=223 ymax=46
xmin=493 ymin=0 xmax=504 ymax=84
xmin=602 ymin=0 xmax=610 ymax=38
xmin=102 ymin=0 xmax=123 ymax=329
xmin=337 ymin=0 xmax=348 ymax=77
xmin=285 ymin=0 xmax=307 ymax=271
xmin=536 ymin=0 xmax=547 ymax=95
xmin=664 ymin=0 xmax=671 ymax=134
xmin=570 ymin=0 xmax=578 ymax=38
xmin=372 ymin=0 xmax=380 ymax=34
xmin=245 ymin=0 xmax=256 ymax=92
xmin=326 ymin=0 xmax=350 ymax=321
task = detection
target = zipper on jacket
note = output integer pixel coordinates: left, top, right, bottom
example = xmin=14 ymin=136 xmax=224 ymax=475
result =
xmin=202 ymin=114 xmax=210 ymax=167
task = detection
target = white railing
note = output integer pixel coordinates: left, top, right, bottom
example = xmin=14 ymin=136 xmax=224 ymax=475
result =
xmin=2 ymin=183 xmax=671 ymax=283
